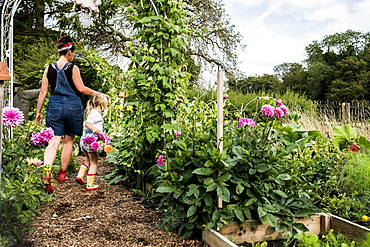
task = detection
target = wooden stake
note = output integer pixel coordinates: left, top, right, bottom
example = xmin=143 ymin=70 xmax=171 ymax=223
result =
xmin=216 ymin=71 xmax=224 ymax=208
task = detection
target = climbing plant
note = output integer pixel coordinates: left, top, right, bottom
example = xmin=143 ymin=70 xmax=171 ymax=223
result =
xmin=106 ymin=0 xmax=190 ymax=188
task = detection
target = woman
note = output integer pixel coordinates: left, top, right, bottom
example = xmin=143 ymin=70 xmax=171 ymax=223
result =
xmin=36 ymin=35 xmax=100 ymax=193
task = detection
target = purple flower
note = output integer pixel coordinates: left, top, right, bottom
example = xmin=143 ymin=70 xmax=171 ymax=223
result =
xmin=90 ymin=142 xmax=100 ymax=150
xmin=261 ymin=105 xmax=275 ymax=117
xmin=30 ymin=128 xmax=54 ymax=146
xmin=174 ymin=130 xmax=182 ymax=137
xmin=274 ymin=107 xmax=284 ymax=118
xmin=30 ymin=133 xmax=43 ymax=146
xmin=3 ymin=107 xmax=24 ymax=127
xmin=275 ymin=99 xmax=283 ymax=106
xmin=157 ymin=155 xmax=165 ymax=166
xmin=223 ymin=94 xmax=229 ymax=99
xmin=97 ymin=132 xmax=111 ymax=144
xmin=280 ymin=105 xmax=289 ymax=116
xmin=237 ymin=118 xmax=256 ymax=128
xmin=40 ymin=128 xmax=54 ymax=140
xmin=82 ymin=136 xmax=97 ymax=145
xmin=98 ymin=132 xmax=105 ymax=141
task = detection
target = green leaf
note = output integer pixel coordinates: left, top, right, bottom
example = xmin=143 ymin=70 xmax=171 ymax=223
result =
xmin=273 ymin=189 xmax=288 ymax=198
xmin=204 ymin=194 xmax=213 ymax=206
xmin=212 ymin=210 xmax=220 ymax=222
xmin=258 ymin=206 xmax=267 ymax=218
xmin=164 ymin=109 xmax=175 ymax=117
xmin=236 ymin=183 xmax=244 ymax=194
xmin=245 ymin=198 xmax=256 ymax=207
xmin=234 ymin=208 xmax=244 ymax=222
xmin=277 ymin=174 xmax=292 ymax=181
xmin=263 ymin=204 xmax=280 ymax=213
xmin=243 ymin=208 xmax=252 ymax=220
xmin=186 ymin=184 xmax=200 ymax=198
xmin=265 ymin=213 xmax=278 ymax=227
xmin=332 ymin=124 xmax=357 ymax=150
xmin=204 ymin=177 xmax=214 ymax=185
xmin=294 ymin=209 xmax=315 ymax=218
xmin=293 ymin=222 xmax=309 ymax=232
xmin=256 ymin=163 xmax=270 ymax=173
xmin=192 ymin=168 xmax=214 ymax=176
xmin=161 ymin=123 xmax=179 ymax=132
xmin=206 ymin=182 xmax=217 ymax=192
xmin=218 ymin=173 xmax=231 ymax=183
xmin=156 ymin=185 xmax=176 ymax=193
xmin=216 ymin=184 xmax=230 ymax=202
xmin=358 ymin=135 xmax=370 ymax=149
xmin=187 ymin=205 xmax=197 ymax=217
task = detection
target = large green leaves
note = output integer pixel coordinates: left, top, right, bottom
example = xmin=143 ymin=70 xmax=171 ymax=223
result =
xmin=332 ymin=124 xmax=357 ymax=150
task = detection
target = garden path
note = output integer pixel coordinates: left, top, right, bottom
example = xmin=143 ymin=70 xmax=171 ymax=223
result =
xmin=19 ymin=156 xmax=208 ymax=247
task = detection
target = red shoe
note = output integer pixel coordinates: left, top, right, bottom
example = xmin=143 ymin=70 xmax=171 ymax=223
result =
xmin=44 ymin=183 xmax=55 ymax=194
xmin=75 ymin=177 xmax=84 ymax=185
xmin=58 ymin=169 xmax=69 ymax=183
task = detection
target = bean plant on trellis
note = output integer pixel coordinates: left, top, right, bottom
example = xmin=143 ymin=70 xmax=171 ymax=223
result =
xmin=106 ymin=0 xmax=190 ymax=189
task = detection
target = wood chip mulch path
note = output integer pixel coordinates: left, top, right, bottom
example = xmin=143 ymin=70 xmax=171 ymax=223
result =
xmin=19 ymin=156 xmax=209 ymax=247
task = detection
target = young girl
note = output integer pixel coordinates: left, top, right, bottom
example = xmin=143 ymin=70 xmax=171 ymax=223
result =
xmin=76 ymin=93 xmax=109 ymax=191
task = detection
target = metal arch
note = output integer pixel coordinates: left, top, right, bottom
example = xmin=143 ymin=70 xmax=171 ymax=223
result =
xmin=1 ymin=0 xmax=22 ymax=107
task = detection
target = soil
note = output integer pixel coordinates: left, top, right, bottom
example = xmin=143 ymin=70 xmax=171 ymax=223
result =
xmin=19 ymin=156 xmax=209 ymax=247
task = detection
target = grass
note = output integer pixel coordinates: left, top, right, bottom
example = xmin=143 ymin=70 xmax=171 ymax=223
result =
xmin=286 ymin=107 xmax=370 ymax=140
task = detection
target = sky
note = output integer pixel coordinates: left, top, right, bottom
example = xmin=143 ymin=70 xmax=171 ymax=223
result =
xmin=224 ymin=0 xmax=370 ymax=76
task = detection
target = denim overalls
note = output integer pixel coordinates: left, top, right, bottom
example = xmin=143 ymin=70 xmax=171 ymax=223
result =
xmin=46 ymin=62 xmax=84 ymax=136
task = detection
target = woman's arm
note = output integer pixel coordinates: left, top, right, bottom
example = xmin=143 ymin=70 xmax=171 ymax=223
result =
xmin=72 ymin=65 xmax=99 ymax=96
xmin=36 ymin=67 xmax=49 ymax=125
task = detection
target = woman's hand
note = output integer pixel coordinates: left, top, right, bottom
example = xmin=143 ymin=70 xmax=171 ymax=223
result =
xmin=36 ymin=113 xmax=43 ymax=125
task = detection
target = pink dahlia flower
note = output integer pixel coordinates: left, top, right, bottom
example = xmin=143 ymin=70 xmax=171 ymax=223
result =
xmin=280 ymin=105 xmax=289 ymax=116
xmin=275 ymin=99 xmax=283 ymax=106
xmin=274 ymin=107 xmax=285 ymax=118
xmin=157 ymin=155 xmax=165 ymax=166
xmin=40 ymin=128 xmax=54 ymax=141
xmin=261 ymin=105 xmax=275 ymax=117
xmin=98 ymin=132 xmax=106 ymax=141
xmin=82 ymin=136 xmax=96 ymax=145
xmin=3 ymin=107 xmax=24 ymax=127
xmin=90 ymin=142 xmax=100 ymax=150
xmin=30 ymin=128 xmax=54 ymax=146
xmin=174 ymin=130 xmax=182 ymax=137
xmin=97 ymin=132 xmax=111 ymax=144
xmin=237 ymin=118 xmax=256 ymax=128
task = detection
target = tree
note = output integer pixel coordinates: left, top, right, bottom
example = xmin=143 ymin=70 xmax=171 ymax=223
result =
xmin=227 ymin=74 xmax=281 ymax=94
xmin=276 ymin=30 xmax=370 ymax=103
xmin=273 ymin=62 xmax=307 ymax=93
xmin=326 ymin=56 xmax=369 ymax=102
xmin=6 ymin=0 xmax=243 ymax=87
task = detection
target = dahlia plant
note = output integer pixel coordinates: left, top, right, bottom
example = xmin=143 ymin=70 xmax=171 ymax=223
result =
xmin=153 ymin=96 xmax=319 ymax=238
xmin=1 ymin=120 xmax=51 ymax=241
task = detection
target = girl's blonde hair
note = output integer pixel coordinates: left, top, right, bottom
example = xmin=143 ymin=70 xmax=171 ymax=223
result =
xmin=85 ymin=93 xmax=109 ymax=117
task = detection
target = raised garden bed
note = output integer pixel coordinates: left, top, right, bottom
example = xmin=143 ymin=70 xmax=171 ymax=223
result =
xmin=202 ymin=213 xmax=370 ymax=247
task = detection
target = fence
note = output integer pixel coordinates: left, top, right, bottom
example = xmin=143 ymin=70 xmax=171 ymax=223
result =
xmin=315 ymin=101 xmax=370 ymax=124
